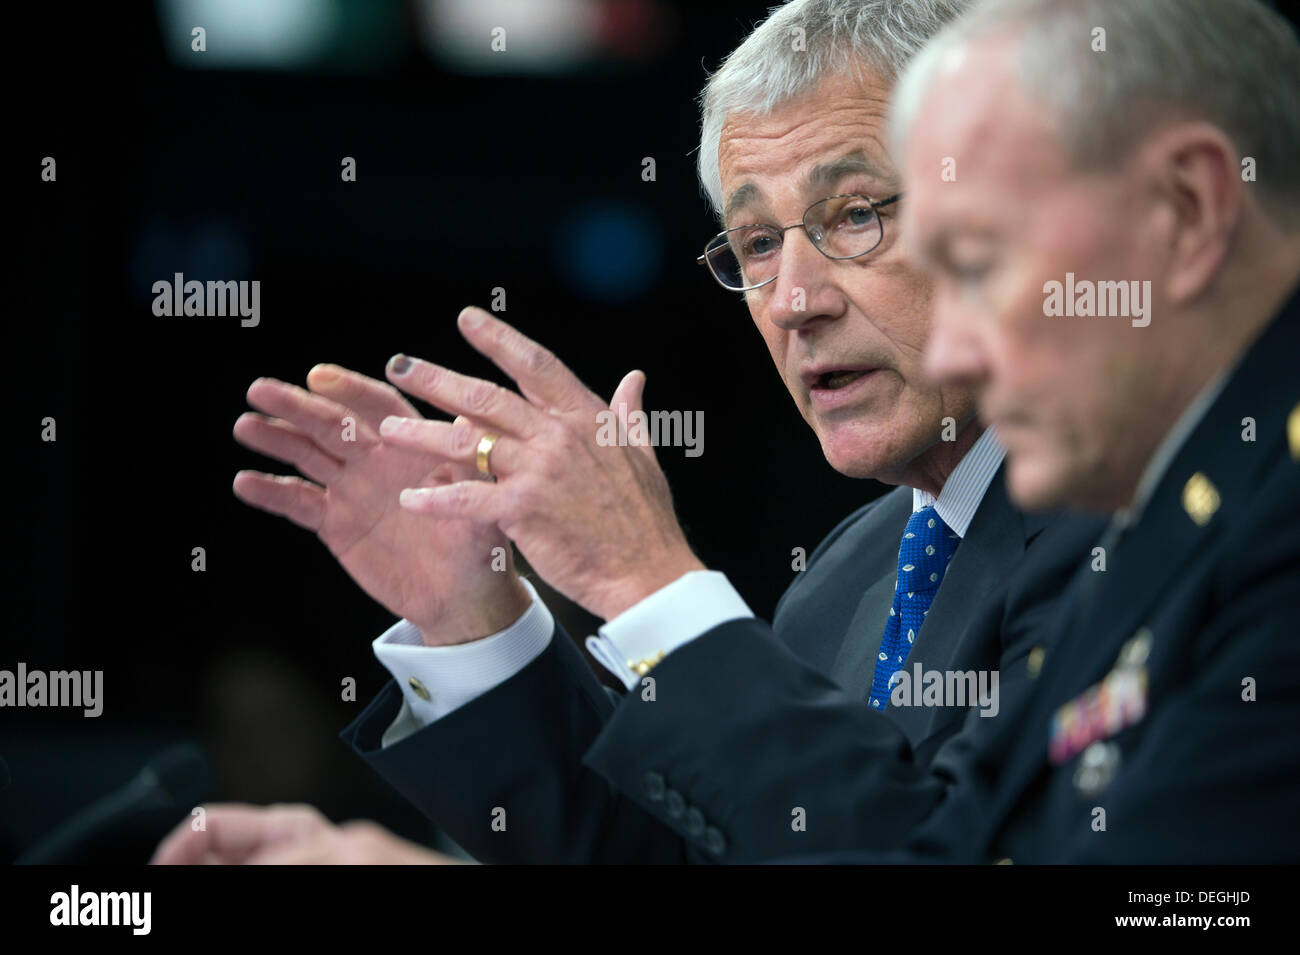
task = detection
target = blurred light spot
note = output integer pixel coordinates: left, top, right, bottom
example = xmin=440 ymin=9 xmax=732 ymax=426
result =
xmin=555 ymin=203 xmax=662 ymax=304
xmin=419 ymin=0 xmax=669 ymax=73
xmin=131 ymin=218 xmax=253 ymax=300
xmin=158 ymin=0 xmax=340 ymax=69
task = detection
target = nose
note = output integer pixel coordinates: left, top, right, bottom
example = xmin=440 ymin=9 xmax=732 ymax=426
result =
xmin=763 ymin=228 xmax=843 ymax=332
xmin=924 ymin=289 xmax=989 ymax=388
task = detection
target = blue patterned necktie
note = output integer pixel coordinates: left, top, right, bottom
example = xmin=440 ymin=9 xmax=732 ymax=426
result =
xmin=868 ymin=506 xmax=961 ymax=710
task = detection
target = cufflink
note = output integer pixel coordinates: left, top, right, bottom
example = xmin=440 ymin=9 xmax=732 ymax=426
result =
xmin=628 ymin=650 xmax=667 ymax=677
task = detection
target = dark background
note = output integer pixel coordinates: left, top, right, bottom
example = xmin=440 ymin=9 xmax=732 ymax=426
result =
xmin=10 ymin=0 xmax=1295 ymax=864
xmin=5 ymin=0 xmax=881 ymax=861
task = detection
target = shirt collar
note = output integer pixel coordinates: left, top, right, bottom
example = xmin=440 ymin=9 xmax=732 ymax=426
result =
xmin=1113 ymin=365 xmax=1231 ymax=531
xmin=911 ymin=425 xmax=1006 ymax=538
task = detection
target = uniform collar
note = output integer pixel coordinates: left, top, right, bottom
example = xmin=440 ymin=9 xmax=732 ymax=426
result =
xmin=1114 ymin=364 xmax=1231 ymax=531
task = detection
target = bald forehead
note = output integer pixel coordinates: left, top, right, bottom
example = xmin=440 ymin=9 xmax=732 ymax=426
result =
xmin=902 ymin=40 xmax=1080 ymax=262
xmin=912 ymin=39 xmax=1063 ymax=184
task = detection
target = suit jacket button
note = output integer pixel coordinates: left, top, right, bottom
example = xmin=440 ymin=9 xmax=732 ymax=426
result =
xmin=704 ymin=827 xmax=726 ymax=856
xmin=685 ymin=807 xmax=706 ymax=837
xmin=644 ymin=771 xmax=666 ymax=802
xmin=665 ymin=789 xmax=685 ymax=818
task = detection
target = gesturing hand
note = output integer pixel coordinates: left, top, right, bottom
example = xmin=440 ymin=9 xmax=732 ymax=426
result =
xmin=378 ymin=307 xmax=706 ymax=621
xmin=232 ymin=363 xmax=529 ymax=644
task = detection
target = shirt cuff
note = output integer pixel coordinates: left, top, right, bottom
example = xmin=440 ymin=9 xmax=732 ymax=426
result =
xmin=372 ymin=576 xmax=553 ymax=726
xmin=585 ymin=570 xmax=753 ymax=689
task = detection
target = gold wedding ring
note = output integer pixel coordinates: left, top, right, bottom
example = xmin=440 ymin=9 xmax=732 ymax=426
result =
xmin=476 ymin=433 xmax=500 ymax=477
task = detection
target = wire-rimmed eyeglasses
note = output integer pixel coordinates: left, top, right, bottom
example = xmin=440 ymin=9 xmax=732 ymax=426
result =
xmin=697 ymin=193 xmax=902 ymax=292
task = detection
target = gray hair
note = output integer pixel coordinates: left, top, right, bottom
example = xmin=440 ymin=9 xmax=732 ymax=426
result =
xmin=890 ymin=0 xmax=1300 ymax=223
xmin=696 ymin=0 xmax=970 ymax=219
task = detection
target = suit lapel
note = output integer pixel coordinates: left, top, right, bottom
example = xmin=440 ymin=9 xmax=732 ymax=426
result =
xmin=827 ymin=488 xmax=912 ymax=695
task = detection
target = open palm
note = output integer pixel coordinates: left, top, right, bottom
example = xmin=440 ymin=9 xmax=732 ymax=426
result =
xmin=232 ymin=365 xmax=519 ymax=642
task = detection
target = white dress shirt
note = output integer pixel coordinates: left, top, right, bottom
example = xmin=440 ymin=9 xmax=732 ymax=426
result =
xmin=373 ymin=426 xmax=1005 ymax=742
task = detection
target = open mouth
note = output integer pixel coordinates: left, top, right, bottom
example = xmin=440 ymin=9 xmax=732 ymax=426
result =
xmin=815 ymin=369 xmax=872 ymax=390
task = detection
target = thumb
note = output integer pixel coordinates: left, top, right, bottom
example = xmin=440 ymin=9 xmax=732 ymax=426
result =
xmin=609 ymin=370 xmax=657 ymax=460
xmin=610 ymin=369 xmax=645 ymax=415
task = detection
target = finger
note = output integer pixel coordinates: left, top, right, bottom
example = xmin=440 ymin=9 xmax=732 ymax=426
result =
xmin=385 ymin=355 xmax=547 ymax=440
xmin=151 ymin=804 xmax=307 ymax=866
xmin=608 ymin=369 xmax=658 ymax=462
xmin=378 ymin=416 xmax=524 ymax=478
xmin=233 ymin=471 xmax=326 ymax=532
xmin=233 ymin=413 xmax=344 ymax=485
xmin=246 ymin=378 xmax=378 ymax=460
xmin=398 ymin=479 xmax=505 ymax=522
xmin=244 ymin=840 xmax=332 ymax=865
xmin=456 ymin=306 xmax=601 ymax=415
xmin=306 ymin=364 xmax=420 ymax=428
xmin=150 ymin=817 xmax=210 ymax=866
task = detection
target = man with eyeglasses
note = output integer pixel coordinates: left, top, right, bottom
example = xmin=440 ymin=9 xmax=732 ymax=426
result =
xmin=153 ymin=0 xmax=1108 ymax=865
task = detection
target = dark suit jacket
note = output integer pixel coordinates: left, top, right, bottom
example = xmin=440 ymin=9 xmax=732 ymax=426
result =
xmin=341 ymin=455 xmax=1104 ymax=863
xmin=813 ymin=284 xmax=1300 ymax=865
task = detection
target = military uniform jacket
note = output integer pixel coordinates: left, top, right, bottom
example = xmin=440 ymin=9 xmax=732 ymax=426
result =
xmin=824 ymin=284 xmax=1300 ymax=864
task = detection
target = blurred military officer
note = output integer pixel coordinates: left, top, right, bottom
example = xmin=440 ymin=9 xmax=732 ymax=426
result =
xmin=871 ymin=0 xmax=1300 ymax=861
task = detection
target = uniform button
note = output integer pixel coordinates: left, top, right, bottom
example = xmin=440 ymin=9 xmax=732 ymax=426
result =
xmin=665 ymin=789 xmax=685 ymax=818
xmin=408 ymin=677 xmax=431 ymax=701
xmin=644 ymin=771 xmax=665 ymax=802
xmin=704 ymin=827 xmax=726 ymax=856
xmin=685 ymin=807 xmax=706 ymax=837
xmin=1026 ymin=646 xmax=1045 ymax=678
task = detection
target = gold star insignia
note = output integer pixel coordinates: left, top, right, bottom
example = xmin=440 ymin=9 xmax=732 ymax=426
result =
xmin=1182 ymin=472 xmax=1220 ymax=526
xmin=1288 ymin=400 xmax=1300 ymax=461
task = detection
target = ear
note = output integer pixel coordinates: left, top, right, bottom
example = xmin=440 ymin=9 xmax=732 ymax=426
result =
xmin=1142 ymin=122 xmax=1244 ymax=304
